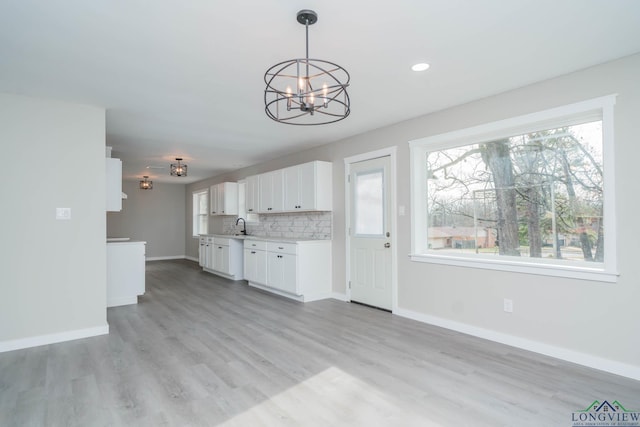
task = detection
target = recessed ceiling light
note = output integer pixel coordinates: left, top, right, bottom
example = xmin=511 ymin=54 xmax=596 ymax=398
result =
xmin=412 ymin=63 xmax=430 ymax=72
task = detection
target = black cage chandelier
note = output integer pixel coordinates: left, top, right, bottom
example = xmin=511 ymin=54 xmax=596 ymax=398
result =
xmin=139 ymin=175 xmax=153 ymax=190
xmin=264 ymin=9 xmax=350 ymax=125
xmin=170 ymin=158 xmax=187 ymax=177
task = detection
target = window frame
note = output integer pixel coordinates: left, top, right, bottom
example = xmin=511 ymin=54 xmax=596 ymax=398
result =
xmin=192 ymin=189 xmax=209 ymax=237
xmin=408 ymin=95 xmax=618 ymax=282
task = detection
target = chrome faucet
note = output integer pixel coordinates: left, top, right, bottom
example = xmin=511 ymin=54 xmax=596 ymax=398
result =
xmin=235 ymin=217 xmax=246 ymax=235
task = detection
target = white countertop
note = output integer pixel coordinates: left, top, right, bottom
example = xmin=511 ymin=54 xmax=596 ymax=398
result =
xmin=107 ymin=239 xmax=146 ymax=245
xmin=199 ymin=234 xmax=329 ymax=243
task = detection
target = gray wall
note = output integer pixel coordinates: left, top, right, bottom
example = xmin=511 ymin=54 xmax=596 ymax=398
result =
xmin=108 ymin=180 xmax=186 ymax=259
xmin=0 ymin=93 xmax=107 ymax=344
xmin=186 ymin=53 xmax=640 ymax=372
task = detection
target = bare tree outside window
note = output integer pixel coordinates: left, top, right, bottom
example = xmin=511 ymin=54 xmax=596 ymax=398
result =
xmin=426 ymin=121 xmax=603 ymax=264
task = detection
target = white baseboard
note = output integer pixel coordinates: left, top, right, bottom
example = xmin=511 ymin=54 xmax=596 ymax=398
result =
xmin=303 ymin=292 xmax=334 ymax=303
xmin=247 ymin=281 xmax=304 ymax=302
xmin=0 ymin=324 xmax=109 ymax=353
xmin=184 ymin=256 xmax=198 ymax=262
xmin=146 ymin=255 xmax=187 ymax=261
xmin=107 ymin=296 xmax=138 ymax=307
xmin=331 ymin=292 xmax=348 ymax=302
xmin=394 ymin=307 xmax=640 ymax=381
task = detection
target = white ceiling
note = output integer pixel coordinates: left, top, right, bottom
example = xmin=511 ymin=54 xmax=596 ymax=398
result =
xmin=2 ymin=1 xmax=640 ymax=183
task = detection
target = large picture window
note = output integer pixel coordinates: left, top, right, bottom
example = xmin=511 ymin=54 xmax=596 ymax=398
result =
xmin=409 ymin=96 xmax=617 ymax=282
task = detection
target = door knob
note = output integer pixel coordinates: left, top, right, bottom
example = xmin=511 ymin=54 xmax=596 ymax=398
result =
xmin=384 ymin=242 xmax=391 ymax=248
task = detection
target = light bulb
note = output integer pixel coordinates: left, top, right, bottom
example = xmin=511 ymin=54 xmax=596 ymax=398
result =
xmin=286 ymin=86 xmax=292 ymax=111
xmin=322 ymin=83 xmax=328 ymax=108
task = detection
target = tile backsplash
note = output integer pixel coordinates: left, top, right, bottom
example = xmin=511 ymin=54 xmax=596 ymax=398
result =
xmin=223 ymin=212 xmax=332 ymax=240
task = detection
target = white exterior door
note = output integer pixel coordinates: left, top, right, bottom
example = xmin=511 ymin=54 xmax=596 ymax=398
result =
xmin=349 ymin=156 xmax=392 ymax=310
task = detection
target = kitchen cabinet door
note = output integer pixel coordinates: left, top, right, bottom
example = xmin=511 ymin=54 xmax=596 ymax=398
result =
xmin=283 ymin=165 xmax=301 ymax=211
xmin=297 ymin=161 xmax=318 ymax=210
xmin=267 ymin=252 xmax=298 ymax=295
xmin=283 ymin=161 xmax=332 ymax=212
xmin=210 ymin=182 xmax=239 ymax=215
xmin=245 ymin=175 xmax=260 ymax=214
xmin=259 ymin=170 xmax=284 ymax=213
xmin=244 ymin=248 xmax=267 ymax=284
xmin=210 ymin=185 xmax=219 ymax=215
xmin=214 ymin=244 xmax=230 ymax=275
xmin=198 ymin=236 xmax=206 ymax=267
xmin=205 ymin=237 xmax=215 ymax=270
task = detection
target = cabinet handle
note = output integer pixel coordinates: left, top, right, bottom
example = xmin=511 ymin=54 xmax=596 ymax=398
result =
xmin=251 ymin=251 xmax=256 ymax=254
xmin=218 ymin=246 xmax=223 ymax=249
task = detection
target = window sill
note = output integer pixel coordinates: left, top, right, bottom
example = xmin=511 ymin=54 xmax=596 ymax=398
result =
xmin=409 ymin=253 xmax=618 ymax=283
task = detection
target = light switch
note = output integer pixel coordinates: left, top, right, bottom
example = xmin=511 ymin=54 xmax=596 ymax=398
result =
xmin=56 ymin=208 xmax=71 ymax=220
xmin=398 ymin=205 xmax=406 ymax=216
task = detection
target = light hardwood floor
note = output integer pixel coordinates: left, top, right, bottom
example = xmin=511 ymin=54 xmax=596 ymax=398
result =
xmin=1 ymin=259 xmax=639 ymax=426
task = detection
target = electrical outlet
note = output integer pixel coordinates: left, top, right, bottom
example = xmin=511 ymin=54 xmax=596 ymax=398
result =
xmin=503 ymin=298 xmax=513 ymax=313
xmin=56 ymin=207 xmax=71 ymax=220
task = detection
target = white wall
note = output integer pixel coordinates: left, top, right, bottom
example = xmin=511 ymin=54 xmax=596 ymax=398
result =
xmin=0 ymin=93 xmax=108 ymax=348
xmin=108 ymin=180 xmax=186 ymax=259
xmin=186 ymin=53 xmax=640 ymax=376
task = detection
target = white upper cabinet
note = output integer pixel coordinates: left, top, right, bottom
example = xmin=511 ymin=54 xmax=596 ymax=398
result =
xmin=210 ymin=182 xmax=238 ymax=215
xmin=283 ymin=161 xmax=332 ymax=211
xmin=106 ymin=157 xmax=122 ymax=212
xmin=258 ymin=169 xmax=284 ymax=213
xmin=243 ymin=161 xmax=333 ymax=215
xmin=245 ymin=174 xmax=260 ymax=214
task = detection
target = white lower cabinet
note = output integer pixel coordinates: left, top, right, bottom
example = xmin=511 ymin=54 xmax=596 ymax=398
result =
xmin=266 ymin=243 xmax=298 ymax=295
xmin=244 ymin=239 xmax=331 ymax=302
xmin=243 ymin=240 xmax=267 ymax=285
xmin=213 ymin=239 xmax=231 ymax=275
xmin=204 ymin=237 xmax=214 ymax=270
xmin=107 ymin=241 xmax=146 ymax=307
xmin=198 ymin=236 xmax=206 ymax=267
xmin=199 ymin=235 xmax=243 ymax=280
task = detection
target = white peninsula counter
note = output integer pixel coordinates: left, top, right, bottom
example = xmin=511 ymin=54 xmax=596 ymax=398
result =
xmin=107 ymin=240 xmax=146 ymax=307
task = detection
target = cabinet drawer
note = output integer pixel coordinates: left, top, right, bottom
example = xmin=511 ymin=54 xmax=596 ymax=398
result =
xmin=266 ymin=242 xmax=297 ymax=255
xmin=244 ymin=240 xmax=267 ymax=251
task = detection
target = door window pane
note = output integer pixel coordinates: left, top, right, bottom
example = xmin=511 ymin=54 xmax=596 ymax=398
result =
xmin=355 ymin=169 xmax=384 ymax=236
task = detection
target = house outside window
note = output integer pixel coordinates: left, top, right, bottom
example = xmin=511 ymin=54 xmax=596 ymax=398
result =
xmin=192 ymin=189 xmax=208 ymax=236
xmin=409 ymin=95 xmax=617 ymax=282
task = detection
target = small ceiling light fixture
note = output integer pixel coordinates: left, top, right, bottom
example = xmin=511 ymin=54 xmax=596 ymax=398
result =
xmin=170 ymin=158 xmax=187 ymax=177
xmin=139 ymin=175 xmax=153 ymax=190
xmin=411 ymin=62 xmax=431 ymax=72
xmin=264 ymin=9 xmax=350 ymax=125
